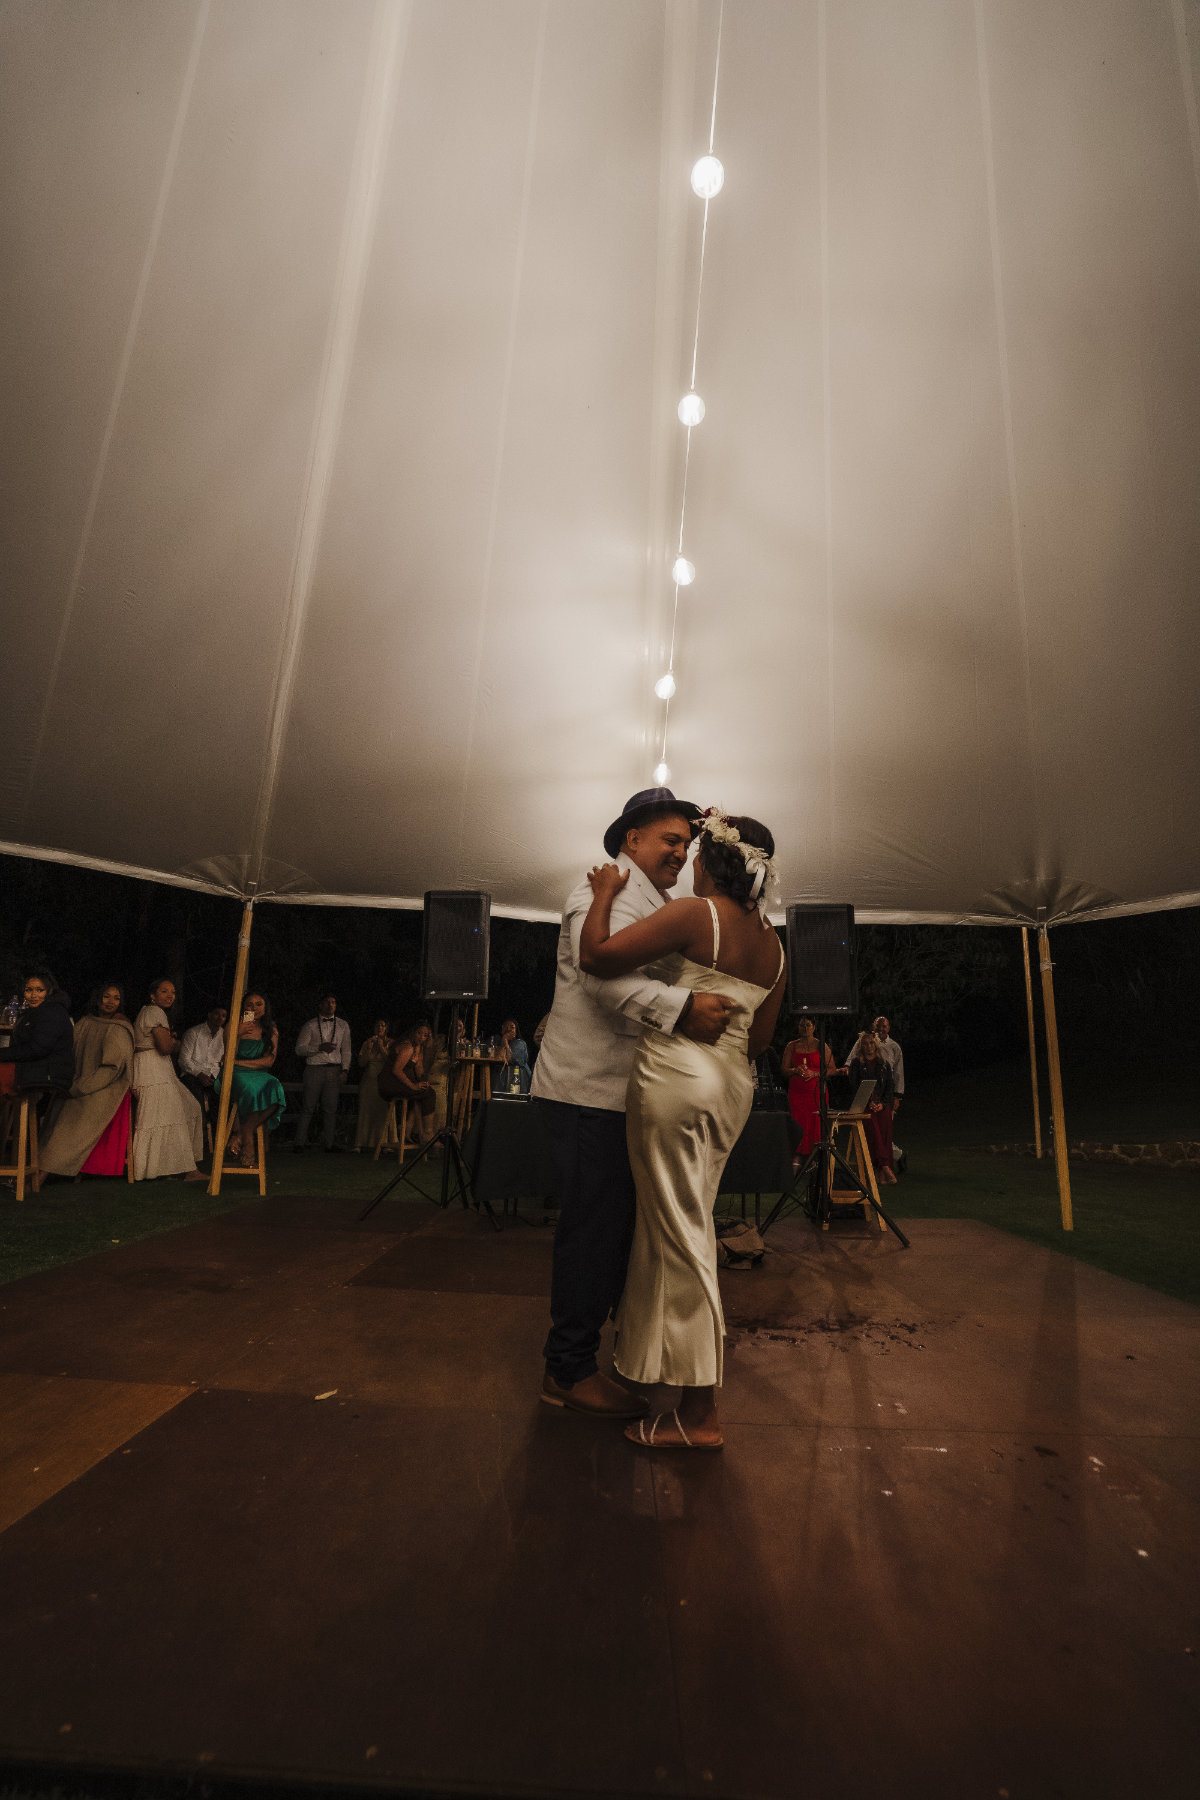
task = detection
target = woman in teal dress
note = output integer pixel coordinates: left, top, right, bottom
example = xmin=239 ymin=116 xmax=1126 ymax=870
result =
xmin=215 ymin=991 xmax=286 ymax=1165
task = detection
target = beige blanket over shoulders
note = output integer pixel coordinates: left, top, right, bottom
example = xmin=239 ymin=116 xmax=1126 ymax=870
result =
xmin=40 ymin=1014 xmax=134 ymax=1177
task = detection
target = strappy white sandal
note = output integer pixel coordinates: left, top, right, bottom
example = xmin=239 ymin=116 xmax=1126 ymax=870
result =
xmin=624 ymin=1408 xmax=723 ymax=1451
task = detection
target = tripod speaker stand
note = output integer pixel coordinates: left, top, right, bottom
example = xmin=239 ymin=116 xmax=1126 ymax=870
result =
xmin=758 ymin=1016 xmax=908 ymax=1244
xmin=359 ymin=890 xmax=500 ymax=1230
xmin=759 ymin=902 xmax=909 ymax=1246
xmin=357 ymin=1002 xmax=499 ymax=1229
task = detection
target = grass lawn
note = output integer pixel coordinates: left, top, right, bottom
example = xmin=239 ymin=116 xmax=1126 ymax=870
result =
xmin=851 ymin=1052 xmax=1200 ymax=1306
xmin=882 ymin=1148 xmax=1200 ymax=1306
xmin=1 ymin=1056 xmax=1196 ymax=1303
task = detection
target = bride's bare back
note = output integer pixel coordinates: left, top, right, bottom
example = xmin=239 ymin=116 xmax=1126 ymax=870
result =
xmin=670 ymin=894 xmax=782 ymax=988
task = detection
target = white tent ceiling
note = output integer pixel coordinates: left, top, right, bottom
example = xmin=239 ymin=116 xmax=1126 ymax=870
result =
xmin=2 ymin=0 xmax=1199 ymax=924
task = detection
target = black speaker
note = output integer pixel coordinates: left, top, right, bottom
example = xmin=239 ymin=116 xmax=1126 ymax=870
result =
xmin=421 ymin=891 xmax=491 ymax=1001
xmin=785 ymin=903 xmax=857 ymax=1015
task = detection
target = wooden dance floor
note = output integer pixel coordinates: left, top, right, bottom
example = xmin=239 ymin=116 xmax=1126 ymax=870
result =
xmin=0 ymin=1192 xmax=1198 ymax=1799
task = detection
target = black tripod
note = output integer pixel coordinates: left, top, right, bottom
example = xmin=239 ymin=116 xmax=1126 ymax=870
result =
xmin=759 ymin=1018 xmax=909 ymax=1246
xmin=358 ymin=1003 xmax=500 ymax=1231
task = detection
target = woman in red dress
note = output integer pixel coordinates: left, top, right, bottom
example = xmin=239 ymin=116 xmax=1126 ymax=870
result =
xmin=780 ymin=1017 xmax=836 ymax=1158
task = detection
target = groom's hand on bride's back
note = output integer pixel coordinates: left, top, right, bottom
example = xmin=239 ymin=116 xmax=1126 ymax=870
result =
xmin=679 ymin=993 xmax=735 ymax=1045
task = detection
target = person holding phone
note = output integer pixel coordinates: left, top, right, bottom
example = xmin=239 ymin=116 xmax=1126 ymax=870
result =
xmin=294 ymin=992 xmax=352 ymax=1153
xmin=214 ymin=991 xmax=285 ymax=1166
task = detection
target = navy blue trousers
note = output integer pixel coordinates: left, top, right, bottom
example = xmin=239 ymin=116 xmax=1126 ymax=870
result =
xmin=537 ymin=1098 xmax=636 ymax=1386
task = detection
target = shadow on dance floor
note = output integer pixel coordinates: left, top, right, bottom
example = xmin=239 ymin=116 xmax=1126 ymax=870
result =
xmin=1 ymin=1191 xmax=1198 ymax=1799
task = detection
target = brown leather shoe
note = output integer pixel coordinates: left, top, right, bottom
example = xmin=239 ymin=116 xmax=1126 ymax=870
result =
xmin=540 ymin=1370 xmax=649 ymax=1418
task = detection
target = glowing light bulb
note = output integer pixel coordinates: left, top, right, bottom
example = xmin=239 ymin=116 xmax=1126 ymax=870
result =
xmin=672 ymin=556 xmax=695 ymax=587
xmin=654 ymin=673 xmax=676 ymax=700
xmin=677 ymin=391 xmax=705 ymax=427
xmin=653 ymin=761 xmax=671 ymax=787
xmin=691 ymin=155 xmax=725 ymax=199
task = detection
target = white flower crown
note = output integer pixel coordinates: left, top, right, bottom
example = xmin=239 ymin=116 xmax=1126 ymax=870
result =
xmin=698 ymin=806 xmax=778 ymax=908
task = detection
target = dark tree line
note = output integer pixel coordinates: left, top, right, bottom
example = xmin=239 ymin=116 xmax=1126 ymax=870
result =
xmin=2 ymin=852 xmax=1195 ymax=1083
xmin=0 ymin=855 xmax=558 ymax=1083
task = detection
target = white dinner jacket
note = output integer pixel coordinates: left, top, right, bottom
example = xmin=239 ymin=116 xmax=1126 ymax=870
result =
xmin=531 ymin=851 xmax=689 ymax=1113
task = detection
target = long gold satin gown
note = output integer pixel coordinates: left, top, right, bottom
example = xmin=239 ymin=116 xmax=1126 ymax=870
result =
xmin=615 ymin=900 xmax=784 ymax=1389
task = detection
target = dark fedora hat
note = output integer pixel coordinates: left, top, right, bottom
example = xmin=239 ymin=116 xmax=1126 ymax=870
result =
xmin=603 ymin=787 xmax=702 ymax=860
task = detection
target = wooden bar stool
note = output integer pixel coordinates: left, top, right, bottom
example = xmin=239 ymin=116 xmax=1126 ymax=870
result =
xmin=221 ymin=1112 xmax=268 ymax=1196
xmin=373 ymin=1100 xmax=410 ymax=1165
xmin=0 ymin=1091 xmax=43 ymax=1201
xmin=451 ymin=1063 xmax=475 ymax=1135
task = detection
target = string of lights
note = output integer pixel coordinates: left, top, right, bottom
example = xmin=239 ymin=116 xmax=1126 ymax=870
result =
xmin=653 ymin=1 xmax=725 ymax=788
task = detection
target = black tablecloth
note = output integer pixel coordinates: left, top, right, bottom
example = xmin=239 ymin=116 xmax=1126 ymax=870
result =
xmin=460 ymin=1098 xmax=794 ymax=1202
xmin=718 ymin=1110 xmax=795 ymax=1194
xmin=460 ymin=1099 xmax=556 ymax=1202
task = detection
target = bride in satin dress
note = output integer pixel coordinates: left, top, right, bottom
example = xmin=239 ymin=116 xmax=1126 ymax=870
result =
xmin=579 ymin=809 xmax=786 ymax=1451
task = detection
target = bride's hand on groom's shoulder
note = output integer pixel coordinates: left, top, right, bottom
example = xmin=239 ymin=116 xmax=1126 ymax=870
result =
xmin=587 ymin=862 xmax=629 ymax=898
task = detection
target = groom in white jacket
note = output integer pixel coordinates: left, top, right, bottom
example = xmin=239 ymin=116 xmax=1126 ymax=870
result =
xmin=532 ymin=787 xmax=734 ymax=1416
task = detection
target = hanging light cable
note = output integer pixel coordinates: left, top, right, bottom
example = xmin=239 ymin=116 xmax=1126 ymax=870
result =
xmin=655 ymin=0 xmax=725 ymax=787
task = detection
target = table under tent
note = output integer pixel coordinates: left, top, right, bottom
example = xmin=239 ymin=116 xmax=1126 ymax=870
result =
xmin=1 ymin=0 xmax=1198 ymax=1222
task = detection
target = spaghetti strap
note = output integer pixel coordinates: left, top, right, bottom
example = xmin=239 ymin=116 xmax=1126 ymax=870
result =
xmin=706 ymin=897 xmax=720 ymax=969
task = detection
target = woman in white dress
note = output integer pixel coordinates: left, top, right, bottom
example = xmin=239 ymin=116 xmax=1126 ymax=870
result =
xmin=132 ymin=979 xmax=204 ymax=1181
xmin=580 ymin=809 xmax=786 ymax=1451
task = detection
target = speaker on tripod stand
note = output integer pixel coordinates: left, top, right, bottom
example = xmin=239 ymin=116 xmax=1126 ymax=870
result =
xmin=359 ymin=890 xmax=500 ymax=1229
xmin=760 ymin=903 xmax=908 ymax=1244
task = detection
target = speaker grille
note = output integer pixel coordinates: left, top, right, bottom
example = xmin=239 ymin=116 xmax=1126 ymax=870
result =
xmin=421 ymin=891 xmax=491 ymax=1000
xmin=785 ymin=904 xmax=857 ymax=1014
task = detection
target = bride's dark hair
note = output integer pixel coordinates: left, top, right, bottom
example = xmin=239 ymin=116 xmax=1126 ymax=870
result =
xmin=697 ymin=815 xmax=775 ymax=911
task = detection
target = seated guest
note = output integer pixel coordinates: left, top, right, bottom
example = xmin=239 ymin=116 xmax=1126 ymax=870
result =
xmin=0 ymin=969 xmax=75 ymax=1097
xmin=379 ymin=1023 xmax=438 ymax=1146
xmin=40 ymin=982 xmax=136 ymax=1177
xmin=355 ymin=1017 xmax=394 ymax=1150
xmin=848 ymin=1030 xmax=897 ymax=1184
xmin=214 ymin=991 xmax=286 ymax=1167
xmin=178 ymin=1006 xmax=228 ymax=1118
xmin=132 ymin=979 xmax=204 ymax=1180
xmin=496 ymin=1018 xmax=531 ymax=1094
xmin=294 ymin=992 xmax=351 ymax=1153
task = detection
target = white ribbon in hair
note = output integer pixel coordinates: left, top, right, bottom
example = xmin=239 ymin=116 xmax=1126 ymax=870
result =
xmin=700 ymin=806 xmax=777 ymax=914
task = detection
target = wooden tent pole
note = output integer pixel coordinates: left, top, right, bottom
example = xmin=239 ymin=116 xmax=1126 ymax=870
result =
xmin=1037 ymin=925 xmax=1073 ymax=1231
xmin=208 ymin=898 xmax=255 ymax=1197
xmin=1021 ymin=927 xmax=1043 ymax=1158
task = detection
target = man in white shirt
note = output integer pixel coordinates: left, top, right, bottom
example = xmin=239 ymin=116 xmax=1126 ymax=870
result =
xmin=872 ymin=1015 xmax=904 ymax=1116
xmin=294 ymin=993 xmax=352 ymax=1152
xmin=177 ymin=1007 xmax=227 ymax=1130
xmin=533 ymin=787 xmax=734 ymax=1417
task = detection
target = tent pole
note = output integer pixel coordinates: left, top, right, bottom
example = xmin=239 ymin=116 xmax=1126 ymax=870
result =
xmin=1037 ymin=925 xmax=1073 ymax=1232
xmin=1021 ymin=927 xmax=1043 ymax=1158
xmin=208 ymin=898 xmax=255 ymax=1197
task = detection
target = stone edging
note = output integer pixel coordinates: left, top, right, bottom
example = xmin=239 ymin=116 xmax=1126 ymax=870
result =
xmin=975 ymin=1141 xmax=1200 ymax=1169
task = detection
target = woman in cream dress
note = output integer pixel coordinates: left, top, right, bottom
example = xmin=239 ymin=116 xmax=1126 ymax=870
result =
xmin=580 ymin=809 xmax=785 ymax=1451
xmin=39 ymin=982 xmax=135 ymax=1177
xmin=132 ymin=979 xmax=204 ymax=1180
xmin=355 ymin=1018 xmax=394 ymax=1150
